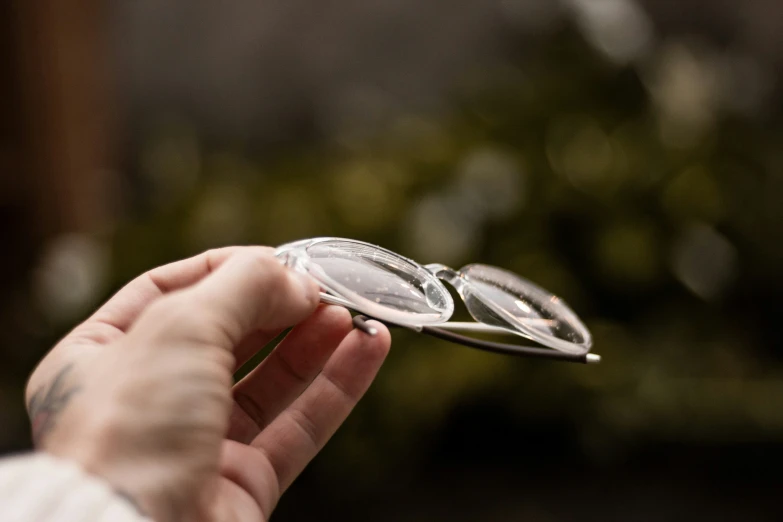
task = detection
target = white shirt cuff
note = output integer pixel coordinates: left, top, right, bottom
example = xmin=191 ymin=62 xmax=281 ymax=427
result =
xmin=0 ymin=452 xmax=152 ymax=522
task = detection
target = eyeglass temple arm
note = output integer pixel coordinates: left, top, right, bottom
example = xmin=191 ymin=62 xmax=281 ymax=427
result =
xmin=318 ymin=292 xmax=599 ymax=364
xmin=423 ymin=264 xmax=599 ymax=364
xmin=321 ymin=293 xmax=541 ymax=335
xmin=352 ymin=315 xmax=600 ymax=365
xmin=435 ymin=321 xmax=541 ymax=334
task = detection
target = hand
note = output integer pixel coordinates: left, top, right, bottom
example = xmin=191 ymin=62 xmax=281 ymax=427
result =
xmin=25 ymin=247 xmax=391 ymax=521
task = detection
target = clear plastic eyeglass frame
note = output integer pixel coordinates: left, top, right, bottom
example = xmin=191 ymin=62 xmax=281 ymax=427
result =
xmin=275 ymin=237 xmax=599 ymax=364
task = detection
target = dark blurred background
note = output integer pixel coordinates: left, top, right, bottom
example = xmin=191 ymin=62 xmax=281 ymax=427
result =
xmin=2 ymin=0 xmax=783 ymax=520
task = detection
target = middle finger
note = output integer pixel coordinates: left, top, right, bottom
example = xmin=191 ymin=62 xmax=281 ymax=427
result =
xmin=227 ymin=305 xmax=353 ymax=443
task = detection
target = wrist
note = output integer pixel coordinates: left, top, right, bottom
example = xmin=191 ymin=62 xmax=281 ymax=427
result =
xmin=51 ymin=447 xmax=179 ymax=522
xmin=41 ymin=406 xmax=179 ymax=522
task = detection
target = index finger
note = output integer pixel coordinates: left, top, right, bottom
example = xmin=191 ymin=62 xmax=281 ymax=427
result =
xmin=59 ymin=247 xmax=271 ymax=351
xmin=28 ymin=247 xmax=268 ymax=399
xmin=91 ymin=247 xmax=271 ymax=334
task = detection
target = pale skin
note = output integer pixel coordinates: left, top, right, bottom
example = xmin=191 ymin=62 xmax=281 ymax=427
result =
xmin=24 ymin=246 xmax=391 ymax=522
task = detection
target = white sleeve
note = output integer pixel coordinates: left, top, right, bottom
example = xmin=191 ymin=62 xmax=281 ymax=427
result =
xmin=0 ymin=452 xmax=152 ymax=522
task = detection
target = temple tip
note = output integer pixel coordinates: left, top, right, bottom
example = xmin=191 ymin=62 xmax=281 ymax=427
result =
xmin=352 ymin=315 xmax=378 ymax=336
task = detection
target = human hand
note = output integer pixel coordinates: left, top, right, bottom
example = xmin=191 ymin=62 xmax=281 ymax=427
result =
xmin=25 ymin=247 xmax=391 ymax=521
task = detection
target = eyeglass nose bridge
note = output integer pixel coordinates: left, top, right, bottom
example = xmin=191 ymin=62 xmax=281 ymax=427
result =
xmin=425 ymin=263 xmax=458 ymax=280
xmin=424 ymin=263 xmax=466 ymax=290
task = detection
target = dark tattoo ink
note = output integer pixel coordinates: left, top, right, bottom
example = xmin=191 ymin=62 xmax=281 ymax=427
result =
xmin=27 ymin=364 xmax=80 ymax=446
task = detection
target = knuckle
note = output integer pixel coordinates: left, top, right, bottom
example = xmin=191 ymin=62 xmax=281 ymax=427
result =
xmin=273 ymin=350 xmax=310 ymax=386
xmin=143 ymin=294 xmax=210 ymax=342
xmin=288 ymin=407 xmax=320 ymax=450
xmin=322 ymin=304 xmax=352 ymax=330
xmin=213 ymin=368 xmax=234 ymax=408
xmin=233 ymin=390 xmax=270 ymax=429
xmin=203 ymin=248 xmax=225 ymax=267
xmin=213 ymin=347 xmax=236 ymax=372
xmin=235 ymin=250 xmax=288 ymax=292
xmin=324 ymin=370 xmax=360 ymax=403
xmin=153 ymin=295 xmax=195 ymax=324
xmin=253 ymin=260 xmax=290 ymax=300
xmin=253 ymin=252 xmax=286 ymax=279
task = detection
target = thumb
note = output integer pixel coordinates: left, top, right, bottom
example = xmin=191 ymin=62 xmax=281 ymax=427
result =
xmin=130 ymin=250 xmax=320 ymax=351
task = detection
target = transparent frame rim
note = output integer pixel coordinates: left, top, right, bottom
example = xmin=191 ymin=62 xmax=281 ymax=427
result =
xmin=275 ymin=237 xmax=455 ymax=325
xmin=276 ymin=237 xmax=592 ymax=354
xmin=459 ymin=264 xmax=593 ymax=355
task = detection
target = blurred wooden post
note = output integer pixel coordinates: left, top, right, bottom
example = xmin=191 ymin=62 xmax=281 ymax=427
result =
xmin=11 ymin=0 xmax=114 ymax=237
xmin=0 ymin=0 xmax=114 ymax=451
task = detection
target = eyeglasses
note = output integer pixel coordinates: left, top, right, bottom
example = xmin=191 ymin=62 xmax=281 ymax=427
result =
xmin=275 ymin=237 xmax=599 ymax=364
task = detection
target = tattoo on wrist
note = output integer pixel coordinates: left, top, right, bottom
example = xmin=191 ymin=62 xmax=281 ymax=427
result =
xmin=27 ymin=364 xmax=81 ymax=446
